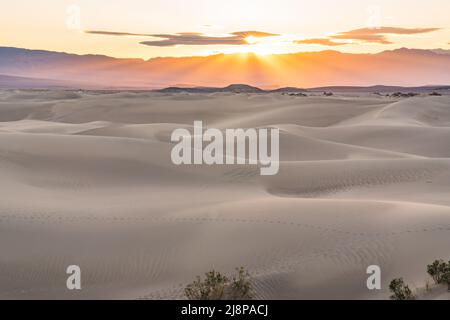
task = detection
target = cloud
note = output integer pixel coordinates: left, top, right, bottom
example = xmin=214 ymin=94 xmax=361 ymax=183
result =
xmin=141 ymin=31 xmax=279 ymax=47
xmin=331 ymin=33 xmax=392 ymax=44
xmin=85 ymin=30 xmax=279 ymax=47
xmin=296 ymin=26 xmax=441 ymax=46
xmin=85 ymin=30 xmax=154 ymax=37
xmin=294 ymin=38 xmax=346 ymax=46
xmin=341 ymin=27 xmax=441 ymax=35
xmin=330 ymin=27 xmax=441 ymax=44
xmin=86 ymin=27 xmax=441 ymax=48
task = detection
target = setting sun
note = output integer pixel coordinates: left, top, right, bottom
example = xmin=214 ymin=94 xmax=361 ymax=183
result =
xmin=222 ymin=35 xmax=287 ymax=55
xmin=245 ymin=36 xmax=259 ymax=44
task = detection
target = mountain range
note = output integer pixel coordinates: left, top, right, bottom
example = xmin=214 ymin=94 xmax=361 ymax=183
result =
xmin=0 ymin=46 xmax=449 ymax=89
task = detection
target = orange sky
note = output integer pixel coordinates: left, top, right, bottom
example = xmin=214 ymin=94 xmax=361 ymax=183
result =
xmin=1 ymin=0 xmax=449 ymax=59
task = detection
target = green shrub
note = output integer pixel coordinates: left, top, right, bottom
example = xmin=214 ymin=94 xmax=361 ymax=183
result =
xmin=185 ymin=267 xmax=253 ymax=300
xmin=389 ymin=278 xmax=415 ymax=300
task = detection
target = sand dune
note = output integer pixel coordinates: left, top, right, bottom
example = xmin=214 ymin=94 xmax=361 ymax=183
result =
xmin=0 ymin=90 xmax=449 ymax=299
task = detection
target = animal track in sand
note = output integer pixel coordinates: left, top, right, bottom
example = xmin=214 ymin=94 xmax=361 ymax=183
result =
xmin=2 ymin=210 xmax=449 ymax=237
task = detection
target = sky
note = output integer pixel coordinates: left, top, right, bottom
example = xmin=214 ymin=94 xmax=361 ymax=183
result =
xmin=1 ymin=0 xmax=450 ymax=59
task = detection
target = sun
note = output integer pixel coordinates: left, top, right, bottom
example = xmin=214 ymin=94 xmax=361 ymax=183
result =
xmin=245 ymin=36 xmax=259 ymax=44
xmin=217 ymin=35 xmax=291 ymax=56
xmin=240 ymin=36 xmax=284 ymax=55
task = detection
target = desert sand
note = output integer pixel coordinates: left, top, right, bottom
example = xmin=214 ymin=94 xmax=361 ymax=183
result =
xmin=0 ymin=90 xmax=449 ymax=299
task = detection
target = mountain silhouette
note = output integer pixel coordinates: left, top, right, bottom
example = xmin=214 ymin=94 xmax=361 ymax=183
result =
xmin=0 ymin=47 xmax=449 ymax=89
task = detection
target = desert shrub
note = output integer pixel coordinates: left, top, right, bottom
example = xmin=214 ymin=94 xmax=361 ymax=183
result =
xmin=227 ymin=267 xmax=253 ymax=300
xmin=184 ymin=270 xmax=229 ymax=300
xmin=441 ymin=262 xmax=450 ymax=291
xmin=442 ymin=273 xmax=450 ymax=291
xmin=389 ymin=278 xmax=415 ymax=300
xmin=185 ymin=267 xmax=253 ymax=300
xmin=391 ymin=92 xmax=419 ymax=98
xmin=426 ymin=259 xmax=447 ymax=284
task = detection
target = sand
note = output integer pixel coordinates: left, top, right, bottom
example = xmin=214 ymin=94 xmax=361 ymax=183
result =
xmin=0 ymin=90 xmax=449 ymax=299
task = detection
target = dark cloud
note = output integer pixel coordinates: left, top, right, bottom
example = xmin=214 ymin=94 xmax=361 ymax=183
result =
xmin=85 ymin=30 xmax=279 ymax=47
xmin=295 ymin=38 xmax=346 ymax=46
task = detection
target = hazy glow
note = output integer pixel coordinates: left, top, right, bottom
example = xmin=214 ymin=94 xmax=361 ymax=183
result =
xmin=0 ymin=0 xmax=449 ymax=59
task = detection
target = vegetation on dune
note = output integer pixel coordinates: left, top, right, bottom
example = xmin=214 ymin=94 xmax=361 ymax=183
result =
xmin=390 ymin=92 xmax=419 ymax=98
xmin=426 ymin=259 xmax=448 ymax=284
xmin=185 ymin=259 xmax=450 ymax=300
xmin=427 ymin=259 xmax=450 ymax=291
xmin=390 ymin=258 xmax=450 ymax=299
xmin=185 ymin=267 xmax=253 ymax=300
xmin=389 ymin=278 xmax=415 ymax=300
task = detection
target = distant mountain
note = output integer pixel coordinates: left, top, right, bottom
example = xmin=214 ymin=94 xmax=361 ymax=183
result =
xmin=0 ymin=47 xmax=147 ymax=89
xmin=431 ymin=49 xmax=450 ymax=55
xmin=269 ymin=87 xmax=308 ymax=93
xmin=0 ymin=46 xmax=449 ymax=89
xmin=0 ymin=74 xmax=96 ymax=89
xmin=223 ymin=84 xmax=265 ymax=93
xmin=160 ymin=84 xmax=264 ymax=93
xmin=158 ymin=84 xmax=302 ymax=93
xmin=157 ymin=84 xmax=450 ymax=94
